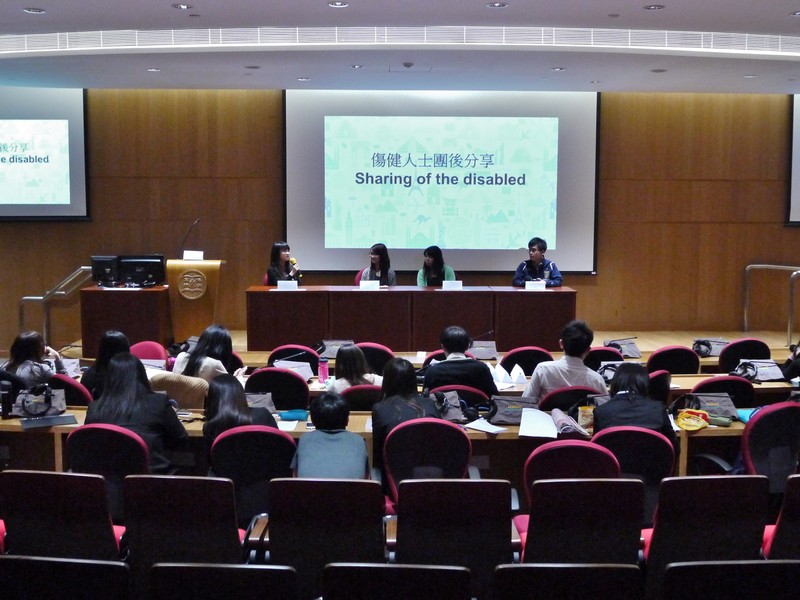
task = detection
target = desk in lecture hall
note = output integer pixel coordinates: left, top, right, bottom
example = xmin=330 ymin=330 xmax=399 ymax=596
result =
xmin=245 ymin=285 xmax=576 ymax=352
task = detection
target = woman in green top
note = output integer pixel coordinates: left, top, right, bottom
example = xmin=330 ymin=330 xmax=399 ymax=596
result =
xmin=417 ymin=245 xmax=456 ymax=286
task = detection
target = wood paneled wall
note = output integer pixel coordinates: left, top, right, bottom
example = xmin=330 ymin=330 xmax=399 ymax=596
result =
xmin=0 ymin=90 xmax=796 ymax=351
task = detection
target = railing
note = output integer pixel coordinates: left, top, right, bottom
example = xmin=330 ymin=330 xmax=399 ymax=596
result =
xmin=19 ymin=266 xmax=93 ymax=343
xmin=743 ymin=264 xmax=800 ymax=346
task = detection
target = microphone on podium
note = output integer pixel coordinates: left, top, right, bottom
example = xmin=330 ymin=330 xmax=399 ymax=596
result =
xmin=289 ymin=257 xmax=303 ymax=278
xmin=178 ymin=218 xmax=200 ymax=257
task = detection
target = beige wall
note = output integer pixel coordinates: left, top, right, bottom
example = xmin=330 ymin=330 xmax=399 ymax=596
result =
xmin=0 ymin=90 xmax=796 ymax=351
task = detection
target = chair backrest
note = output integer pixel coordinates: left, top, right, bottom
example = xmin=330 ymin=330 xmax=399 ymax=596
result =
xmin=493 ymin=563 xmax=644 ymax=600
xmin=763 ymin=474 xmax=800 ymax=559
xmin=49 ymin=372 xmax=94 ymax=406
xmin=422 ymin=350 xmax=447 ymax=367
xmin=147 ymin=370 xmax=209 ymax=410
xmin=647 ymin=369 xmax=672 ymax=405
xmin=644 ymin=475 xmax=769 ymax=599
xmin=428 ymin=384 xmax=489 ymax=409
xmin=354 ymin=267 xmax=367 ymax=286
xmin=0 ymin=555 xmax=131 ymax=600
xmin=324 ymin=563 xmax=472 ymax=600
xmin=523 ymin=440 xmax=620 ymax=505
xmin=0 ymin=368 xmax=28 ymax=400
xmin=646 ymin=345 xmax=700 ymax=374
xmin=538 ymin=385 xmax=603 ymax=412
xmin=396 ymin=479 xmax=512 ymax=599
xmin=718 ymin=337 xmax=772 ymax=373
xmin=383 ymin=417 xmax=472 ymax=504
xmin=690 ymin=374 xmax=756 ymax=408
xmin=583 ymin=346 xmax=625 ymax=372
xmin=500 ymin=346 xmax=554 ymax=376
xmin=150 ymin=563 xmax=298 ymax=600
xmin=210 ymin=425 xmax=297 ymax=528
xmin=340 ymin=384 xmax=383 ymax=411
xmin=244 ymin=367 xmax=310 ymax=410
xmin=67 ymin=423 xmax=150 ymax=523
xmin=130 ymin=340 xmax=170 ymax=367
xmin=268 ymin=478 xmax=386 ymax=600
xmin=741 ymin=401 xmax=800 ymax=493
xmin=268 ymin=344 xmax=320 ymax=375
xmin=355 ymin=342 xmax=395 ymax=375
xmin=662 ymin=560 xmax=800 ymax=600
xmin=0 ymin=470 xmax=120 ymax=560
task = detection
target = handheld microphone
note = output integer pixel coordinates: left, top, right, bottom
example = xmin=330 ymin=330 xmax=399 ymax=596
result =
xmin=289 ymin=257 xmax=303 ymax=278
xmin=178 ymin=218 xmax=200 ymax=257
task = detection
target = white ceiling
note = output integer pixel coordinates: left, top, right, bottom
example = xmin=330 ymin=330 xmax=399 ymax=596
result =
xmin=3 ymin=1 xmax=800 ymax=93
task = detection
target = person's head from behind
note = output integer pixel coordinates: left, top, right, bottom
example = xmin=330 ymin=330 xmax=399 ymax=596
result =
xmin=381 ymin=357 xmax=417 ymax=398
xmin=193 ymin=324 xmax=233 ymax=363
xmin=369 ymin=243 xmax=390 ymax=271
xmin=560 ymin=320 xmax=594 ymax=357
xmin=96 ymin=330 xmax=131 ymax=370
xmin=440 ymin=325 xmax=471 ymax=355
xmin=310 ymin=392 xmax=350 ymax=430
xmin=609 ymin=362 xmax=649 ymax=397
xmin=102 ymin=352 xmax=151 ymax=401
xmin=9 ymin=331 xmax=46 ymax=364
xmin=206 ymin=373 xmax=248 ymax=421
xmin=270 ymin=241 xmax=290 ymax=268
xmin=528 ymin=237 xmax=548 ymax=266
xmin=423 ymin=245 xmax=444 ymax=271
xmin=335 ymin=344 xmax=371 ymax=382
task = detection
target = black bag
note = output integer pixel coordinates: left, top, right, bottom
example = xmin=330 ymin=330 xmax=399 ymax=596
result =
xmin=12 ymin=384 xmax=67 ymax=418
xmin=429 ymin=390 xmax=468 ymax=423
xmin=731 ymin=359 xmax=786 ymax=383
xmin=485 ymin=396 xmax=539 ymax=425
xmin=692 ymin=338 xmax=728 ymax=357
xmin=670 ymin=392 xmax=738 ymax=420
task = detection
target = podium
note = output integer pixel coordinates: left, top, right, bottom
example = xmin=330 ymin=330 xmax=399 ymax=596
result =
xmin=166 ymin=259 xmax=224 ymax=342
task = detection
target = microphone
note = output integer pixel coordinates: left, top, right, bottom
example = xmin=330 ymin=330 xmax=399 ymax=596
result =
xmin=178 ymin=218 xmax=200 ymax=257
xmin=471 ymin=329 xmax=495 ymax=341
xmin=272 ymin=350 xmax=312 ymax=363
xmin=289 ymin=257 xmax=303 ymax=278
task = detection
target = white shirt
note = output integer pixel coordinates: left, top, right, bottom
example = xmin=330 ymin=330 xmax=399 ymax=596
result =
xmin=522 ymin=355 xmax=608 ymax=407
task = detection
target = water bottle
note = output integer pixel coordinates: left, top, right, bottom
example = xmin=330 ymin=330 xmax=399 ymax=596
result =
xmin=1 ymin=380 xmax=12 ymax=420
xmin=318 ymin=358 xmax=329 ymax=384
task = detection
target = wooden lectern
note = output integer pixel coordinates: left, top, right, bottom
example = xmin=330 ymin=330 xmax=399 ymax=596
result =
xmin=165 ymin=259 xmax=224 ymax=342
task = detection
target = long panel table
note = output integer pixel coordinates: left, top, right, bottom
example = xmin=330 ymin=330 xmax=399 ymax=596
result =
xmin=246 ymin=285 xmax=577 ymax=352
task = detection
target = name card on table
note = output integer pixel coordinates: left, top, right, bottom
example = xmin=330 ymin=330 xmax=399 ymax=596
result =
xmin=525 ymin=280 xmax=547 ymax=291
xmin=359 ymin=280 xmax=380 ymax=291
xmin=441 ymin=280 xmax=463 ymax=290
xmin=277 ymin=280 xmax=299 ymax=291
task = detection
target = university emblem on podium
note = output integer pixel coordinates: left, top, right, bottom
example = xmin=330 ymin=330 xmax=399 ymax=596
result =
xmin=178 ymin=269 xmax=207 ymax=300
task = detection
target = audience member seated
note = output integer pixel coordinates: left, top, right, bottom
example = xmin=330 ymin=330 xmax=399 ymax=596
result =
xmin=422 ymin=326 xmax=498 ymax=401
xmin=594 ymin=362 xmax=678 ymax=449
xmin=203 ymin=374 xmax=277 ymax=458
xmin=372 ymin=358 xmax=441 ymax=479
xmin=80 ymin=330 xmax=130 ymax=400
xmin=292 ymin=392 xmax=369 ymax=478
xmin=522 ymin=320 xmax=607 ymax=407
xmin=331 ymin=344 xmax=383 ymax=394
xmin=86 ymin=353 xmax=187 ymax=474
xmin=172 ymin=324 xmax=245 ymax=383
xmin=1 ymin=330 xmax=67 ymax=388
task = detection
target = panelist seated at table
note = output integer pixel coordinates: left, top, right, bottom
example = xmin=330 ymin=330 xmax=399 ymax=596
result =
xmin=593 ymin=363 xmax=678 ymax=451
xmin=331 ymin=344 xmax=383 ymax=394
xmin=86 ymin=353 xmax=188 ymax=474
xmin=422 ymin=326 xmax=498 ymax=402
xmin=416 ymin=245 xmax=456 ymax=287
xmin=512 ymin=236 xmax=562 ymax=287
xmin=1 ymin=330 xmax=67 ymax=388
xmin=263 ymin=240 xmax=301 ymax=286
xmin=360 ymin=242 xmax=397 ymax=286
xmin=173 ymin=324 xmax=246 ymax=384
xmin=522 ymin=320 xmax=607 ymax=407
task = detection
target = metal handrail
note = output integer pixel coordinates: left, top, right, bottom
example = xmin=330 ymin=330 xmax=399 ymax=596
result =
xmin=743 ymin=264 xmax=800 ymax=346
xmin=19 ymin=266 xmax=93 ymax=343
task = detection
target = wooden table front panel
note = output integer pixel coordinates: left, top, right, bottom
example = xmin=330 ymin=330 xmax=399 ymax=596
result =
xmin=411 ymin=287 xmax=495 ymax=351
xmin=328 ymin=288 xmax=413 ymax=351
xmin=246 ymin=287 xmax=330 ymax=351
xmin=491 ymin=286 xmax=577 ymax=352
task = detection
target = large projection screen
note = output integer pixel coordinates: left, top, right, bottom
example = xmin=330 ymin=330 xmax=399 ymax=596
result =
xmin=286 ymin=90 xmax=598 ymax=273
xmin=0 ymin=87 xmax=88 ymax=220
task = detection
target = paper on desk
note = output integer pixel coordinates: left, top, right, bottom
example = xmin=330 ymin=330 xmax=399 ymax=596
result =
xmin=519 ymin=408 xmax=558 ymax=438
xmin=465 ymin=418 xmax=507 ymax=434
xmin=277 ymin=420 xmax=299 ymax=432
xmin=509 ymin=364 xmax=527 ymax=384
xmin=496 ymin=381 xmax=515 ymax=391
xmin=493 ymin=363 xmax=512 ymax=383
xmin=274 ymin=359 xmax=314 ymax=382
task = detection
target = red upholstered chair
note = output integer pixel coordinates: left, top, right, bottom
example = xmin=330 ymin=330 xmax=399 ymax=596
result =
xmin=48 ymin=372 xmax=93 ymax=406
xmin=500 ymin=346 xmax=554 ymax=376
xmin=210 ymin=425 xmax=297 ymax=528
xmin=647 ymin=369 xmax=672 ymax=406
xmin=382 ymin=418 xmax=472 ymax=514
xmin=0 ymin=520 xmax=5 ymax=554
xmin=422 ymin=350 xmax=476 ymax=367
xmin=429 ymin=384 xmax=490 ymax=409
xmin=763 ymin=474 xmax=800 ymax=559
xmin=355 ymin=342 xmax=395 ymax=375
xmin=718 ymin=337 xmax=771 ymax=373
xmin=130 ymin=340 xmax=170 ymax=369
xmin=244 ymin=367 xmax=310 ymax=410
xmin=340 ymin=384 xmax=383 ymax=411
xmin=354 ymin=268 xmax=368 ymax=285
xmin=690 ymin=374 xmax=756 ymax=408
xmin=324 ymin=563 xmax=472 ymax=600
xmin=583 ymin=346 xmax=625 ymax=372
xmin=67 ymin=423 xmax=150 ymax=523
xmin=538 ymin=385 xmax=602 ymax=412
xmin=150 ymin=563 xmax=298 ymax=600
xmin=268 ymin=344 xmax=320 ymax=375
xmin=0 ymin=470 xmax=124 ymax=560
xmin=662 ymin=560 xmax=800 ymax=600
xmin=0 ymin=555 xmax=131 ymax=600
xmin=493 ymin=563 xmax=644 ymax=600
xmin=592 ymin=426 xmax=675 ymax=526
xmin=646 ymin=345 xmax=700 ymax=374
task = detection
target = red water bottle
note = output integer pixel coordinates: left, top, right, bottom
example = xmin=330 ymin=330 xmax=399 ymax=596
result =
xmin=318 ymin=358 xmax=329 ymax=384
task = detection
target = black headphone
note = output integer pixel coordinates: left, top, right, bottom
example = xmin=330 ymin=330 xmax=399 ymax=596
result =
xmin=732 ymin=361 xmax=758 ymax=382
xmin=692 ymin=339 xmax=713 ymax=358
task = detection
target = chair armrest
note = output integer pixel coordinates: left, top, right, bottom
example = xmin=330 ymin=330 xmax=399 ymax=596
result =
xmin=371 ymin=467 xmax=382 ymax=484
xmin=467 ymin=465 xmax=482 ymax=479
xmin=688 ymin=453 xmax=735 ymax=475
xmin=244 ymin=513 xmax=269 ymax=563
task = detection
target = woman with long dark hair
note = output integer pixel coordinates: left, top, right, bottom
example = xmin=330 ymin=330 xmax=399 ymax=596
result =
xmin=86 ymin=352 xmax=187 ymax=473
xmin=417 ymin=245 xmax=456 ymax=287
xmin=80 ymin=330 xmax=130 ymax=399
xmin=360 ymin=242 xmax=396 ymax=286
xmin=1 ymin=330 xmax=67 ymax=387
xmin=263 ymin=241 xmax=300 ymax=285
xmin=173 ymin=324 xmax=240 ymax=382
xmin=331 ymin=344 xmax=383 ymax=394
xmin=203 ymin=374 xmax=276 ymax=453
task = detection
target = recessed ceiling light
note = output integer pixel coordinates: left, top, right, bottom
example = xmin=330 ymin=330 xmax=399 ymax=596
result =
xmin=643 ymin=4 xmax=665 ymax=10
xmin=328 ymin=1 xmax=348 ymax=8
xmin=743 ymin=74 xmax=758 ymax=79
xmin=351 ymin=64 xmax=364 ymax=69
xmin=23 ymin=7 xmax=46 ymax=14
xmin=590 ymin=80 xmax=602 ymax=85
xmin=244 ymin=65 xmax=260 ymax=70
xmin=550 ymin=67 xmax=566 ymax=72
xmin=651 ymin=68 xmax=668 ymax=73
xmin=146 ymin=68 xmax=161 ymax=73
xmin=791 ymin=11 xmax=800 ymax=17
xmin=171 ymin=3 xmax=192 ymax=10
xmin=608 ymin=13 xmax=620 ymax=18
xmin=487 ymin=2 xmax=508 ymax=8
xmin=297 ymin=77 xmax=311 ymax=82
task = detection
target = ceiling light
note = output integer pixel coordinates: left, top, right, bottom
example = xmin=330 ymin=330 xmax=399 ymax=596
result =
xmin=487 ymin=2 xmax=508 ymax=8
xmin=643 ymin=4 xmax=665 ymax=10
xmin=590 ymin=80 xmax=602 ymax=84
xmin=550 ymin=67 xmax=566 ymax=72
xmin=146 ymin=68 xmax=161 ymax=73
xmin=791 ymin=11 xmax=800 ymax=17
xmin=23 ymin=7 xmax=46 ymax=14
xmin=244 ymin=65 xmax=261 ymax=70
xmin=297 ymin=77 xmax=311 ymax=82
xmin=351 ymin=64 xmax=364 ymax=69
xmin=743 ymin=74 xmax=758 ymax=79
xmin=328 ymin=1 xmax=348 ymax=7
xmin=171 ymin=3 xmax=192 ymax=10
xmin=650 ymin=68 xmax=668 ymax=73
